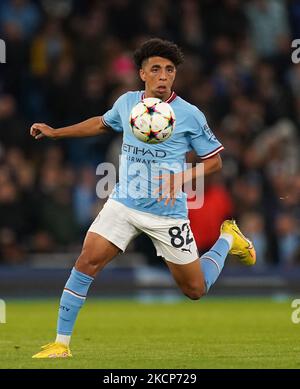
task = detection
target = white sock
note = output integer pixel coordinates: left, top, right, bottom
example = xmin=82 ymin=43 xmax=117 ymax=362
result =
xmin=220 ymin=233 xmax=233 ymax=250
xmin=55 ymin=334 xmax=71 ymax=346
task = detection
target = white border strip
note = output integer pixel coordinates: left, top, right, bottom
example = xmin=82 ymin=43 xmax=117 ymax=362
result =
xmin=64 ymin=289 xmax=86 ymax=300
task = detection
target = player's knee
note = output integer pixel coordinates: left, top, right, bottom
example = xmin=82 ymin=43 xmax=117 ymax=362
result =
xmin=184 ymin=290 xmax=204 ymax=300
xmin=182 ymin=283 xmax=206 ymax=300
xmin=76 ymin=249 xmax=101 ymax=273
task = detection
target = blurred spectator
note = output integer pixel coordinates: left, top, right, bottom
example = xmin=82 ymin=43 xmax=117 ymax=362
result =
xmin=202 ymin=0 xmax=248 ymax=42
xmin=0 ymin=228 xmax=25 ymax=263
xmin=0 ymin=0 xmax=41 ymax=40
xmin=40 ymin=0 xmax=73 ymax=19
xmin=245 ymin=0 xmax=290 ymax=58
xmin=240 ymin=212 xmax=268 ymax=267
xmin=30 ymin=19 xmax=71 ymax=78
xmin=140 ymin=0 xmax=173 ymax=40
xmin=38 ymin=185 xmax=79 ymax=246
xmin=289 ymin=0 xmax=300 ymax=38
xmin=0 ymin=95 xmax=27 ymax=147
xmin=107 ymin=0 xmax=141 ymax=40
xmin=46 ymin=56 xmax=77 ymax=125
xmin=276 ymin=213 xmax=300 ymax=265
xmin=232 ymin=176 xmax=264 ymax=216
xmin=73 ymin=7 xmax=108 ymax=70
xmin=66 ymin=68 xmax=111 ymax=167
xmin=73 ymin=166 xmax=98 ymax=233
xmin=179 ymin=0 xmax=204 ymax=53
xmin=0 ymin=177 xmax=30 ymax=263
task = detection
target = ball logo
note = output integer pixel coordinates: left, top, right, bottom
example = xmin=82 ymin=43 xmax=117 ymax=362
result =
xmin=129 ymin=98 xmax=176 ymax=144
xmin=291 ymin=39 xmax=300 ymax=64
xmin=0 ymin=39 xmax=6 ymax=63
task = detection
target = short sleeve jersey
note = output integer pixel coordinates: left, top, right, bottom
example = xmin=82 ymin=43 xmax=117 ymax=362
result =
xmin=103 ymin=91 xmax=224 ymax=219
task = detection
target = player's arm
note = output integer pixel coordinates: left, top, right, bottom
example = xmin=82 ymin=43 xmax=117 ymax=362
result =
xmin=185 ymin=153 xmax=222 ymax=181
xmin=155 ymin=153 xmax=222 ymax=206
xmin=30 ymin=116 xmax=108 ymax=140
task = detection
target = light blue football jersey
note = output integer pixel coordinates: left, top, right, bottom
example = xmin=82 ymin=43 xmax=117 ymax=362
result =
xmin=103 ymin=91 xmax=224 ymax=219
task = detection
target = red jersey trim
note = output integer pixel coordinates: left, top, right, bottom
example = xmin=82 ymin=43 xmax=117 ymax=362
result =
xmin=141 ymin=91 xmax=177 ymax=103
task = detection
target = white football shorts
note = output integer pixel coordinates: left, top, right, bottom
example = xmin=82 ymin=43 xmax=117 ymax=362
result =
xmin=88 ymin=199 xmax=199 ymax=265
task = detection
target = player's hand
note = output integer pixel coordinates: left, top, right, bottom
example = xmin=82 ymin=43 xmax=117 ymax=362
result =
xmin=30 ymin=123 xmax=56 ymax=140
xmin=153 ymin=172 xmax=183 ymax=207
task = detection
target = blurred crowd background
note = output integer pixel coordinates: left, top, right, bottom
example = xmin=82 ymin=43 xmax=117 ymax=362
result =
xmin=0 ymin=0 xmax=299 ymax=267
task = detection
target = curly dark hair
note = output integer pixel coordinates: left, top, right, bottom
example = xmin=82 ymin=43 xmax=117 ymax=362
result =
xmin=133 ymin=38 xmax=184 ymax=68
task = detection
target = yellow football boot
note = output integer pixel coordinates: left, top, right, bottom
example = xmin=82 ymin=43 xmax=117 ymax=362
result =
xmin=220 ymin=220 xmax=256 ymax=266
xmin=32 ymin=342 xmax=72 ymax=359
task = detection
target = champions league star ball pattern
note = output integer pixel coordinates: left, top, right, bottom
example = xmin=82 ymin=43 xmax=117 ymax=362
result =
xmin=129 ymin=98 xmax=176 ymax=144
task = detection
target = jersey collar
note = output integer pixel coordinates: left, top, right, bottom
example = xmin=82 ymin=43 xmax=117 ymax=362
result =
xmin=141 ymin=91 xmax=177 ymax=103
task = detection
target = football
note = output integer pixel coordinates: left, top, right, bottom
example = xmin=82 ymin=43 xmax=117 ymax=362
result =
xmin=129 ymin=97 xmax=176 ymax=144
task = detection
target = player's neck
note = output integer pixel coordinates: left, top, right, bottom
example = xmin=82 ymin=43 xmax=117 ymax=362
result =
xmin=144 ymin=90 xmax=172 ymax=102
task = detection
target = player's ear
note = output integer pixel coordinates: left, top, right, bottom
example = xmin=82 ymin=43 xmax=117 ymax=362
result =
xmin=139 ymin=68 xmax=146 ymax=82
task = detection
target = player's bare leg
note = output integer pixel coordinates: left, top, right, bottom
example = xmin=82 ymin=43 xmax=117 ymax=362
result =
xmin=32 ymin=232 xmax=120 ymax=358
xmin=165 ymin=259 xmax=206 ymax=300
xmin=166 ymin=219 xmax=256 ymax=301
xmin=75 ymin=232 xmax=121 ymax=276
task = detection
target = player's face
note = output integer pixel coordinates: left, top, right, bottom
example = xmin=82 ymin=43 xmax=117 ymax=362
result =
xmin=140 ymin=57 xmax=176 ymax=101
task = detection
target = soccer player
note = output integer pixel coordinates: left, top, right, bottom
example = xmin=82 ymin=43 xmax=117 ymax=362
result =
xmin=31 ymin=38 xmax=256 ymax=358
